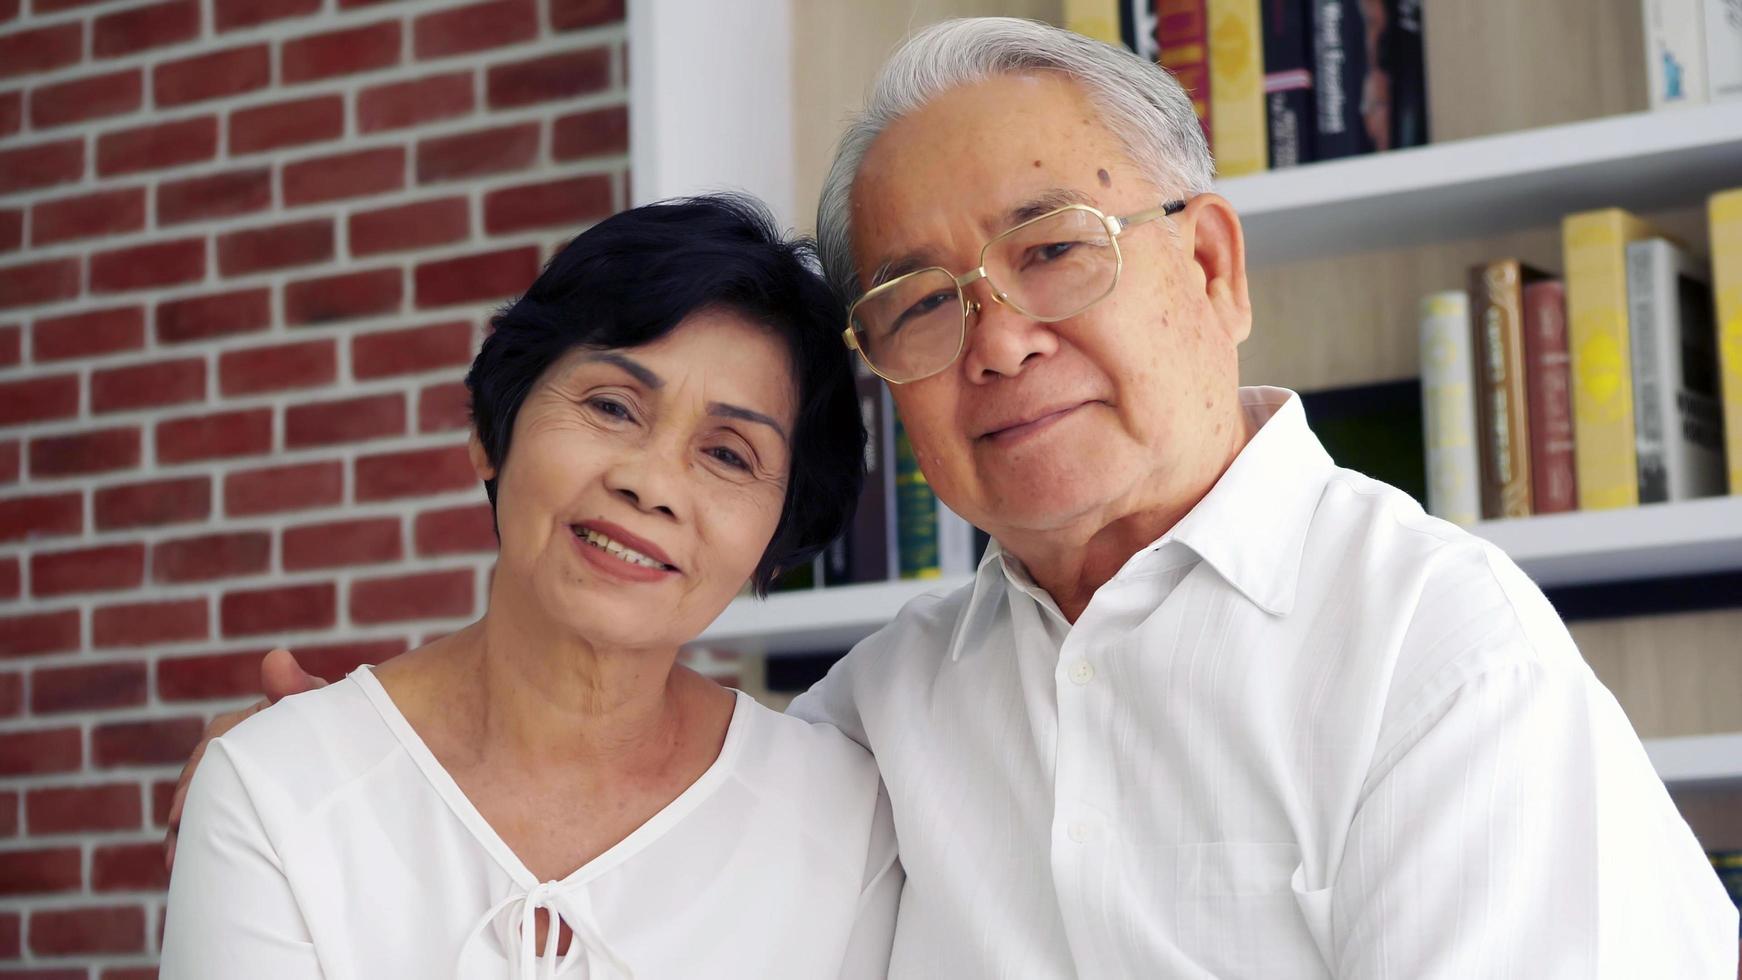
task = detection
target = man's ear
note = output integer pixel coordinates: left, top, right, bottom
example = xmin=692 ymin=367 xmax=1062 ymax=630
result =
xmin=467 ymin=432 xmax=496 ymax=482
xmin=1181 ymin=193 xmax=1253 ymax=345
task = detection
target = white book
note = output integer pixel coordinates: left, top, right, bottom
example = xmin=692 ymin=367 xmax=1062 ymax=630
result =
xmin=1626 ymin=238 xmax=1727 ymax=502
xmin=1707 ymin=0 xmax=1742 ymax=100
xmin=1418 ymin=290 xmax=1482 ymax=526
xmin=1644 ymin=0 xmax=1711 ymax=106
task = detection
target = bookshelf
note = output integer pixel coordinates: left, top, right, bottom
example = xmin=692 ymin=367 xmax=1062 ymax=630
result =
xmin=694 ymin=494 xmax=1742 ymax=654
xmin=1219 ymin=101 xmax=1742 ymax=268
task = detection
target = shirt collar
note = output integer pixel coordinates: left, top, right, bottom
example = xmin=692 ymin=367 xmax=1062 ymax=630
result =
xmin=1164 ymin=387 xmax=1332 ymax=617
xmin=947 ymin=387 xmax=1332 ymax=660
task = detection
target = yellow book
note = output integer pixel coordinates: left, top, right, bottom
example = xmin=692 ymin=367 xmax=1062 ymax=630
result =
xmin=1062 ymin=0 xmax=1122 ymax=45
xmin=1207 ymin=0 xmax=1266 ymax=177
xmin=1712 ymin=188 xmax=1742 ymax=494
xmin=1562 ymin=208 xmax=1669 ymax=510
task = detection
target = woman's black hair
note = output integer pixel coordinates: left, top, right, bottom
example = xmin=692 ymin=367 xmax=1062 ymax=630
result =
xmin=465 ymin=194 xmax=865 ymax=596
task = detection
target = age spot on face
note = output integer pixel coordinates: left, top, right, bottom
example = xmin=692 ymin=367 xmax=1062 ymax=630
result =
xmin=1097 ymin=168 xmax=1111 ymax=187
xmin=1033 ymin=159 xmax=1043 ymax=168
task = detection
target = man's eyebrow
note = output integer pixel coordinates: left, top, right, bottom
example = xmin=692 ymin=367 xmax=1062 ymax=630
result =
xmin=1003 ymin=187 xmax=1098 ymax=228
xmin=581 ymin=351 xmax=663 ymax=388
xmin=865 ymin=188 xmax=1103 ymax=288
xmin=868 ymin=250 xmax=939 ymax=290
xmin=709 ymin=402 xmax=788 ymax=443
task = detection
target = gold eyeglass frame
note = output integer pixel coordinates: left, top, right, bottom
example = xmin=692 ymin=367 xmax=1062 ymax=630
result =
xmin=843 ymin=199 xmax=1188 ymax=384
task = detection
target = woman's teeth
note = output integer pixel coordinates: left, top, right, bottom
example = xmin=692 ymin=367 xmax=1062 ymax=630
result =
xmin=577 ymin=528 xmax=668 ymax=570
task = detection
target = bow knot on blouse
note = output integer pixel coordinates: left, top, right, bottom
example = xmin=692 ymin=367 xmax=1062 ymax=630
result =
xmin=459 ymin=879 xmax=632 ymax=980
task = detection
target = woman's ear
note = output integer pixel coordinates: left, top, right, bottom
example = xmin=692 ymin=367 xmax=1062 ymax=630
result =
xmin=467 ymin=432 xmax=496 ymax=482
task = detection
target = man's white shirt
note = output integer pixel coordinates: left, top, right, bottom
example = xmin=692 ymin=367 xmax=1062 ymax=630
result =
xmin=790 ymin=386 xmax=1737 ymax=978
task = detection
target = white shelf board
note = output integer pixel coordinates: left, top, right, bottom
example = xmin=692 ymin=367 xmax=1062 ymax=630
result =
xmin=1646 ymin=733 xmax=1742 ymax=786
xmin=693 ymin=574 xmax=974 ymax=656
xmin=1218 ymin=102 xmax=1742 ymax=268
xmin=1470 ymin=494 xmax=1742 ymax=588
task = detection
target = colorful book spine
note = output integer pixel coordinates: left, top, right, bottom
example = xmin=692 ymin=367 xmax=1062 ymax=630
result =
xmin=1522 ymin=280 xmax=1579 ymax=514
xmin=1208 ymin=0 xmax=1267 ymax=176
xmin=893 ymin=415 xmax=941 ymax=579
xmin=1065 ymin=0 xmax=1125 ymax=44
xmin=1470 ymin=260 xmax=1543 ymax=519
xmin=1262 ymin=0 xmax=1317 ymax=167
xmin=1643 ymin=0 xmax=1711 ymax=107
xmin=1707 ymin=0 xmax=1742 ymax=100
xmin=1627 ymin=238 xmax=1727 ymax=501
xmin=937 ymin=503 xmax=978 ymax=577
xmin=1157 ymin=0 xmax=1213 ymax=140
xmin=1310 ymin=0 xmax=1367 ymax=158
xmin=1418 ymin=290 xmax=1482 ymax=525
xmin=1713 ymin=188 xmax=1742 ymax=493
xmin=1563 ymin=208 xmax=1668 ymax=510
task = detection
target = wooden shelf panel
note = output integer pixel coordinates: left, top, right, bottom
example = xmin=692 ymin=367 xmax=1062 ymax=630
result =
xmin=1472 ymin=495 xmax=1742 ymax=588
xmin=1220 ymin=102 xmax=1742 ymax=268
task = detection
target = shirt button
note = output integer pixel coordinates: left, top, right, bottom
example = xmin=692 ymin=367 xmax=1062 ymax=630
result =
xmin=1069 ymin=660 xmax=1095 ymax=685
xmin=1068 ymin=821 xmax=1093 ymax=843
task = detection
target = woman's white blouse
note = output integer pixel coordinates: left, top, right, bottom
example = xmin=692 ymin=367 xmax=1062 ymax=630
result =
xmin=161 ymin=667 xmax=901 ymax=979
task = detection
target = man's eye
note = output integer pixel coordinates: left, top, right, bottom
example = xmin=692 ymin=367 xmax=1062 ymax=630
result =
xmin=890 ymin=291 xmax=956 ymax=333
xmin=1029 ymin=241 xmax=1077 ymax=264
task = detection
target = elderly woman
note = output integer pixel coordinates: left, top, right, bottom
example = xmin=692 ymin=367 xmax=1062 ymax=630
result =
xmin=160 ymin=196 xmax=899 ymax=979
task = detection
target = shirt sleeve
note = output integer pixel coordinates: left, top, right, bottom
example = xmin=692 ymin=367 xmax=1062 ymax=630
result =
xmin=837 ymin=783 xmax=903 ymax=980
xmin=1327 ymin=637 xmax=1738 ymax=978
xmin=160 ymin=738 xmax=325 ymax=979
xmin=787 ymin=649 xmax=870 ymax=749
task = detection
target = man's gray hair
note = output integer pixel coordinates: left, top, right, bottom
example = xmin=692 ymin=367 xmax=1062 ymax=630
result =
xmin=815 ymin=16 xmax=1215 ymax=300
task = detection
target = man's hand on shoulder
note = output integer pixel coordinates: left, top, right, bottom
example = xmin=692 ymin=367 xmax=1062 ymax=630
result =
xmin=163 ymin=648 xmax=326 ymax=871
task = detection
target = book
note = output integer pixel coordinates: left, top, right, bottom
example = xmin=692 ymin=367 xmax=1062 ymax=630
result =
xmin=1310 ymin=0 xmax=1366 ymax=159
xmin=827 ymin=364 xmax=889 ymax=585
xmin=1208 ymin=0 xmax=1267 ymax=176
xmin=1065 ymin=0 xmax=1124 ymax=44
xmin=1121 ymin=0 xmax=1161 ymax=58
xmin=1563 ymin=208 xmax=1671 ymax=510
xmin=938 ymin=503 xmax=978 ymax=576
xmin=1643 ymin=0 xmax=1711 ymax=106
xmin=1418 ymin=290 xmax=1482 ymax=525
xmin=1311 ymin=0 xmax=1427 ymax=158
xmin=1713 ymin=188 xmax=1742 ymax=493
xmin=1707 ymin=0 xmax=1742 ymax=100
xmin=1627 ymin=238 xmax=1727 ymax=501
xmin=1470 ymin=260 xmax=1548 ymax=519
xmin=1522 ymin=280 xmax=1579 ymax=514
xmin=1381 ymin=0 xmax=1429 ymax=149
xmin=1262 ymin=0 xmax=1317 ymax=167
xmin=1157 ymin=0 xmax=1213 ymax=140
xmin=1710 ymin=851 xmax=1742 ymax=933
xmin=893 ymin=414 xmax=940 ymax=579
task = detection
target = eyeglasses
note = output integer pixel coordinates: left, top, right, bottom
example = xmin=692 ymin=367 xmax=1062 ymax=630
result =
xmin=843 ymin=200 xmax=1186 ymax=384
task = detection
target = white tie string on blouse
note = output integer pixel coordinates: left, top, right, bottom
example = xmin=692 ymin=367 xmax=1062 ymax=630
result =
xmin=460 ymin=878 xmax=632 ymax=980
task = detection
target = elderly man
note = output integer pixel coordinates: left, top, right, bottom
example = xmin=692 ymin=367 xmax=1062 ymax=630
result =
xmin=170 ymin=17 xmax=1736 ymax=977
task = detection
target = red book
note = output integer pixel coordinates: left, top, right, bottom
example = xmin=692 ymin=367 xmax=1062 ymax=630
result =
xmin=1523 ymin=279 xmax=1578 ymax=513
xmin=1156 ymin=0 xmax=1212 ymax=141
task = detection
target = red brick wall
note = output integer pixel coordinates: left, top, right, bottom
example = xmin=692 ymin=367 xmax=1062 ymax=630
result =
xmin=0 ymin=1 xmax=737 ymax=975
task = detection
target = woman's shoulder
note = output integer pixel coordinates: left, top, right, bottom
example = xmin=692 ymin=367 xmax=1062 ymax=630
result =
xmin=211 ymin=669 xmax=405 ymax=810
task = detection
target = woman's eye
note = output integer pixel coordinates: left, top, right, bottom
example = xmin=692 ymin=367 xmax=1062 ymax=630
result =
xmin=707 ymin=447 xmax=751 ymax=471
xmin=588 ymin=397 xmax=634 ymax=421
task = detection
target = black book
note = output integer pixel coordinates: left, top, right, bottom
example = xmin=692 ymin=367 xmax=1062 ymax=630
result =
xmin=1263 ymin=0 xmax=1317 ymax=167
xmin=1310 ymin=0 xmax=1369 ymax=159
xmin=830 ymin=364 xmax=889 ymax=585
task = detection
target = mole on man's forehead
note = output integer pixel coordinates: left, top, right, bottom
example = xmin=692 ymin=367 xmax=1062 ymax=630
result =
xmin=1097 ymin=168 xmax=1112 ymax=187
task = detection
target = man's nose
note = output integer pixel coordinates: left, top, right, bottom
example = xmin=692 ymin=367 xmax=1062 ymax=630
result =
xmin=958 ymin=278 xmax=1060 ymax=382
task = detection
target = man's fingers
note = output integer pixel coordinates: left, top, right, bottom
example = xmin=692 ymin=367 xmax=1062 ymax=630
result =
xmin=162 ymin=698 xmax=269 ymax=872
xmin=261 ymin=647 xmax=325 ymax=702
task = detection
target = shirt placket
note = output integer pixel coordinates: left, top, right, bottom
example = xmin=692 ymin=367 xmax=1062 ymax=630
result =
xmin=1048 ymin=611 xmax=1119 ymax=977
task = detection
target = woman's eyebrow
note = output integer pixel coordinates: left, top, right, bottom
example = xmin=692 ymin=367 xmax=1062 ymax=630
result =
xmin=709 ymin=402 xmax=788 ymax=444
xmin=582 ymin=351 xmax=664 ymax=388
